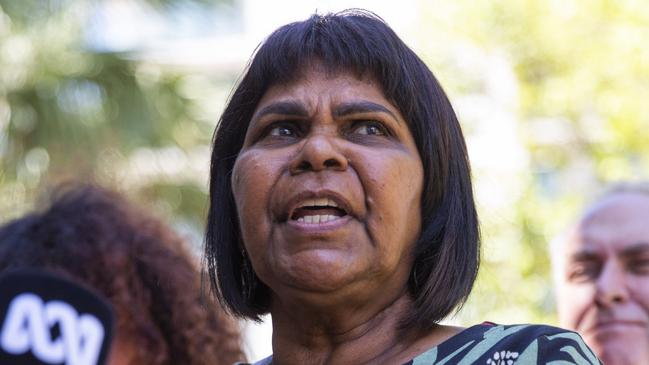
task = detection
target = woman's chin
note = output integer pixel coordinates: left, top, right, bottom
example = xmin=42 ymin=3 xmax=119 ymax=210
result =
xmin=273 ymin=249 xmax=369 ymax=294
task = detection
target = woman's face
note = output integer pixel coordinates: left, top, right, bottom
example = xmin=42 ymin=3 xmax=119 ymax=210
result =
xmin=232 ymin=68 xmax=424 ymax=303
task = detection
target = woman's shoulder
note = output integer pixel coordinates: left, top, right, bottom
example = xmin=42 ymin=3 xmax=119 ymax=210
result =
xmin=407 ymin=322 xmax=601 ymax=365
xmin=234 ymin=355 xmax=272 ymax=365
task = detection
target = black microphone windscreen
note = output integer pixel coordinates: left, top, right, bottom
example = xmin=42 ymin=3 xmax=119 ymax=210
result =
xmin=0 ymin=269 xmax=115 ymax=365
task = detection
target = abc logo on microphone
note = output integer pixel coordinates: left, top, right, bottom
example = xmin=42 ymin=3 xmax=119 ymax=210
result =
xmin=0 ymin=270 xmax=115 ymax=365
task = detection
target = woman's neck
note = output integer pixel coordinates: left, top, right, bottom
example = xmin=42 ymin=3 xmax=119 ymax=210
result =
xmin=267 ymin=293 xmax=460 ymax=365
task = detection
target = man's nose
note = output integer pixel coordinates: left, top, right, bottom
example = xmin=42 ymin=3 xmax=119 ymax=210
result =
xmin=289 ymin=132 xmax=348 ymax=174
xmin=594 ymin=260 xmax=629 ymax=307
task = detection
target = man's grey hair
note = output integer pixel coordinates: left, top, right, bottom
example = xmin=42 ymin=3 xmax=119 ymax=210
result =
xmin=599 ymin=181 xmax=649 ymax=198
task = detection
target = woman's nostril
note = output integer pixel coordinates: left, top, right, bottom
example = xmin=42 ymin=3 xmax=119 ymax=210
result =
xmin=291 ymin=154 xmax=346 ymax=174
xmin=297 ymin=161 xmax=312 ymax=171
xmin=324 ymin=158 xmax=340 ymax=168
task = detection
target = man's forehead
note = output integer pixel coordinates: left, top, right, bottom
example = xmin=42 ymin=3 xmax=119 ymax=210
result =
xmin=562 ymin=225 xmax=601 ymax=255
xmin=565 ymin=192 xmax=649 ymax=246
xmin=565 ymin=222 xmax=649 ymax=258
xmin=583 ymin=191 xmax=649 ymax=221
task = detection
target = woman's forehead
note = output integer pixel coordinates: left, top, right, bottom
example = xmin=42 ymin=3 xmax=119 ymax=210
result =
xmin=256 ymin=68 xmax=392 ymax=113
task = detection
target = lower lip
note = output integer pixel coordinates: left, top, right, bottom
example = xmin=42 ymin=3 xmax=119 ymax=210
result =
xmin=591 ymin=322 xmax=646 ymax=334
xmin=285 ymin=215 xmax=352 ymax=233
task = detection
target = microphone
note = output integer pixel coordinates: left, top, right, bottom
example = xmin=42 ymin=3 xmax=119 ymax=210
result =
xmin=0 ymin=269 xmax=115 ymax=365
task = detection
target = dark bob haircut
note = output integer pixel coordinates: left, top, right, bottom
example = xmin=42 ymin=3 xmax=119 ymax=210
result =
xmin=205 ymin=9 xmax=479 ymax=331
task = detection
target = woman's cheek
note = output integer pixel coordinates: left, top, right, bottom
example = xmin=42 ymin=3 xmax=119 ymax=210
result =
xmin=232 ymin=152 xmax=261 ymax=224
xmin=232 ymin=150 xmax=284 ymax=234
xmin=233 ymin=151 xmax=268 ymax=200
xmin=366 ymin=153 xmax=422 ymax=217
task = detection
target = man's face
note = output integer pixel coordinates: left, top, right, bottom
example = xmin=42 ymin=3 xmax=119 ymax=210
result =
xmin=556 ymin=192 xmax=649 ymax=365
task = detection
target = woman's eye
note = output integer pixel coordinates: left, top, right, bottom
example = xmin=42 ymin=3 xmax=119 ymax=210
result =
xmin=268 ymin=125 xmax=296 ymax=137
xmin=351 ymin=121 xmax=388 ymax=136
xmin=254 ymin=123 xmax=301 ymax=145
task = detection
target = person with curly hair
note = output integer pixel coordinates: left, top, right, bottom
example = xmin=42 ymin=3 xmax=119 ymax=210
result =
xmin=0 ymin=184 xmax=244 ymax=365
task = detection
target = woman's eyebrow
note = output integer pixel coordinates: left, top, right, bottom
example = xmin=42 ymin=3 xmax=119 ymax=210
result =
xmin=333 ymin=101 xmax=400 ymax=123
xmin=251 ymin=101 xmax=309 ymax=125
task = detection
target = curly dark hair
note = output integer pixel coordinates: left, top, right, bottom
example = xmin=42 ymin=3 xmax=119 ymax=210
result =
xmin=0 ymin=184 xmax=244 ymax=365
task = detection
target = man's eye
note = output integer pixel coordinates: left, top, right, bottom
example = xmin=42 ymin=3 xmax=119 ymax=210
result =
xmin=351 ymin=121 xmax=388 ymax=136
xmin=567 ymin=263 xmax=599 ymax=283
xmin=629 ymin=259 xmax=649 ymax=275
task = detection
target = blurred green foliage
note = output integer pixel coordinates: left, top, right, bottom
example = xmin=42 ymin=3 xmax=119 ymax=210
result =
xmin=416 ymin=0 xmax=649 ymax=324
xmin=1 ymin=0 xmax=648 ymax=325
xmin=0 ymin=0 xmax=236 ymax=242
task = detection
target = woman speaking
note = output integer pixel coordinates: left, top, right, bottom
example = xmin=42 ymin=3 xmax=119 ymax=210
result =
xmin=205 ymin=10 xmax=600 ymax=364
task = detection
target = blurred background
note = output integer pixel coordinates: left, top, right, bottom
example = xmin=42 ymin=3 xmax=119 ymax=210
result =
xmin=1 ymin=0 xmax=648 ymax=361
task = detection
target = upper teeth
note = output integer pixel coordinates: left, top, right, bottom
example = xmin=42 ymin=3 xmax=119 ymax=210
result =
xmin=297 ymin=215 xmax=340 ymax=224
xmin=299 ymin=198 xmax=339 ymax=209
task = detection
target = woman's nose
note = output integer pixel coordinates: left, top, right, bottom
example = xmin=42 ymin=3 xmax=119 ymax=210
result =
xmin=289 ymin=134 xmax=348 ymax=174
xmin=594 ymin=260 xmax=629 ymax=307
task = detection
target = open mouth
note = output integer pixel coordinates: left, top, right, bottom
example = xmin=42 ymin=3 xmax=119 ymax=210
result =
xmin=290 ymin=198 xmax=348 ymax=224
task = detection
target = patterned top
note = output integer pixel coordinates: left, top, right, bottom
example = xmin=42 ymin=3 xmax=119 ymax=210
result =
xmin=245 ymin=323 xmax=601 ymax=365
xmin=404 ymin=323 xmax=601 ymax=365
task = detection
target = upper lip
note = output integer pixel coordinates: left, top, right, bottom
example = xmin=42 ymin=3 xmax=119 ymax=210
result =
xmin=282 ymin=190 xmax=352 ymax=221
